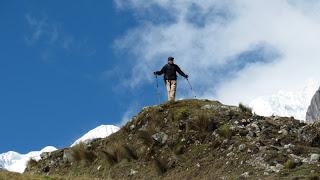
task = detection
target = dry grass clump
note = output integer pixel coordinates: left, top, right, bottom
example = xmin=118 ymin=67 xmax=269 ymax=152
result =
xmin=153 ymin=158 xmax=168 ymax=175
xmin=103 ymin=143 xmax=138 ymax=165
xmin=71 ymin=143 xmax=96 ymax=163
xmin=284 ymin=159 xmax=297 ymax=169
xmin=239 ymin=103 xmax=252 ymax=114
xmin=190 ymin=112 xmax=217 ymax=133
xmin=216 ymin=124 xmax=233 ymax=139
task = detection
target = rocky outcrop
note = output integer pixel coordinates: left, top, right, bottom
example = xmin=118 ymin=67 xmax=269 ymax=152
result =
xmin=306 ymin=87 xmax=320 ymax=123
xmin=26 ymin=100 xmax=320 ymax=179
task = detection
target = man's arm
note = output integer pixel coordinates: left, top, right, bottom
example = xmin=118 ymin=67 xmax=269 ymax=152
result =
xmin=154 ymin=65 xmax=166 ymax=75
xmin=176 ymin=65 xmax=188 ymax=78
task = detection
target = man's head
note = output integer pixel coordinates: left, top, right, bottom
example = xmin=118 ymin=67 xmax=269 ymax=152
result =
xmin=168 ymin=56 xmax=174 ymax=64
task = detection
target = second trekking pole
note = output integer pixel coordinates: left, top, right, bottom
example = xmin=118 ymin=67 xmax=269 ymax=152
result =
xmin=186 ymin=78 xmax=197 ymax=99
xmin=155 ymin=75 xmax=161 ymax=104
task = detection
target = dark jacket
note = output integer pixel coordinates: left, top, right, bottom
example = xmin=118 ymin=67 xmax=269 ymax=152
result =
xmin=155 ymin=64 xmax=187 ymax=80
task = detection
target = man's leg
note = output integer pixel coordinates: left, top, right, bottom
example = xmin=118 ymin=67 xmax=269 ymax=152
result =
xmin=168 ymin=80 xmax=177 ymax=101
xmin=170 ymin=80 xmax=177 ymax=101
xmin=166 ymin=80 xmax=171 ymax=101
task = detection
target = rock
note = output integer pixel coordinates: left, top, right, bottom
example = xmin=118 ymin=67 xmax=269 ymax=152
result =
xmin=227 ymin=145 xmax=234 ymax=151
xmin=289 ymin=154 xmax=304 ymax=164
xmin=129 ymin=169 xmax=138 ymax=176
xmin=201 ymin=104 xmax=216 ymax=110
xmin=278 ymin=129 xmax=288 ymax=135
xmin=240 ymin=172 xmax=250 ymax=178
xmin=63 ymin=150 xmax=74 ymax=162
xmin=152 ymin=132 xmax=168 ymax=144
xmin=40 ymin=152 xmax=51 ymax=159
xmin=196 ymin=163 xmax=201 ymax=168
xmin=226 ymin=152 xmax=234 ymax=157
xmin=267 ymin=164 xmax=283 ymax=173
xmin=298 ymin=124 xmax=320 ymax=147
xmin=238 ymin=144 xmax=246 ymax=151
xmin=130 ymin=124 xmax=135 ymax=130
xmin=306 ymin=87 xmax=320 ymax=123
xmin=223 ymin=139 xmax=229 ymax=144
xmin=310 ymin=154 xmax=320 ymax=163
xmin=42 ymin=166 xmax=50 ymax=173
xmin=284 ymin=144 xmax=295 ymax=149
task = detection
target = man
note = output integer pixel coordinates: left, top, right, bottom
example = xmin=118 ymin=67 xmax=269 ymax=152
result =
xmin=154 ymin=56 xmax=188 ymax=102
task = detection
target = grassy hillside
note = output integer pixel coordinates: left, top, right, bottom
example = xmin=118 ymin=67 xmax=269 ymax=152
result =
xmin=22 ymin=99 xmax=320 ymax=179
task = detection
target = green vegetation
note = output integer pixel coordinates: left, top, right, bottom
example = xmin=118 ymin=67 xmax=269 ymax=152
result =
xmin=216 ymin=124 xmax=232 ymax=139
xmin=284 ymin=159 xmax=297 ymax=169
xmin=173 ymin=107 xmax=189 ymax=121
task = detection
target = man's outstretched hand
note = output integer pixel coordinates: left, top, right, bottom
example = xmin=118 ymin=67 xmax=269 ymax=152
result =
xmin=185 ymin=75 xmax=189 ymax=79
xmin=153 ymin=72 xmax=157 ymax=75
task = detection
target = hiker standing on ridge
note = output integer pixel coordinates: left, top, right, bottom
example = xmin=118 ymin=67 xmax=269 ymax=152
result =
xmin=154 ymin=57 xmax=188 ymax=102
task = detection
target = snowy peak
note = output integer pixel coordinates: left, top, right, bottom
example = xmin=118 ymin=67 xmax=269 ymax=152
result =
xmin=0 ymin=124 xmax=120 ymax=173
xmin=250 ymin=80 xmax=319 ymax=120
xmin=71 ymin=125 xmax=120 ymax=147
xmin=0 ymin=146 xmax=57 ymax=173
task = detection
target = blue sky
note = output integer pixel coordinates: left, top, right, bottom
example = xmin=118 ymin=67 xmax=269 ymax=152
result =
xmin=0 ymin=1 xmax=160 ymax=153
xmin=2 ymin=1 xmax=320 ymax=153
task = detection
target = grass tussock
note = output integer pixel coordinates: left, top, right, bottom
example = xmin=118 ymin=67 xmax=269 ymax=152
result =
xmin=307 ymin=175 xmax=320 ymax=180
xmin=191 ymin=112 xmax=217 ymax=132
xmin=99 ymin=150 xmax=117 ymax=166
xmin=284 ymin=159 xmax=297 ymax=169
xmin=173 ymin=143 xmax=185 ymax=155
xmin=216 ymin=124 xmax=233 ymax=139
xmin=239 ymin=103 xmax=252 ymax=114
xmin=138 ymin=130 xmax=153 ymax=146
xmin=153 ymin=158 xmax=168 ymax=175
xmin=71 ymin=143 xmax=96 ymax=163
xmin=27 ymin=158 xmax=38 ymax=167
xmin=104 ymin=143 xmax=138 ymax=164
xmin=174 ymin=107 xmax=189 ymax=121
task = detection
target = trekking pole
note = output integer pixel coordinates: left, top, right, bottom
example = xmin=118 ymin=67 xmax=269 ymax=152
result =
xmin=155 ymin=75 xmax=161 ymax=104
xmin=186 ymin=78 xmax=197 ymax=99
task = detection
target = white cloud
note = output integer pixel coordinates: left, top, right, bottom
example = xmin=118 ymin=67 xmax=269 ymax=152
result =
xmin=25 ymin=14 xmax=96 ymax=61
xmin=114 ymin=0 xmax=320 ymax=107
xmin=118 ymin=103 xmax=140 ymax=126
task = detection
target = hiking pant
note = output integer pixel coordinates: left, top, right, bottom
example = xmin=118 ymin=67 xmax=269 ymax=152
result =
xmin=165 ymin=80 xmax=177 ymax=101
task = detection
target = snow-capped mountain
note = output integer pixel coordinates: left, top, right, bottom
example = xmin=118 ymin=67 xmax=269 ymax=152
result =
xmin=71 ymin=125 xmax=120 ymax=147
xmin=0 ymin=146 xmax=57 ymax=173
xmin=0 ymin=124 xmax=120 ymax=173
xmin=250 ymin=80 xmax=319 ymax=121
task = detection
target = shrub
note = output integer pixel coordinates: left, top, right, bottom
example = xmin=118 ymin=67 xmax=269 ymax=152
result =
xmin=191 ymin=112 xmax=218 ymax=132
xmin=105 ymin=143 xmax=138 ymax=164
xmin=138 ymin=130 xmax=153 ymax=146
xmin=174 ymin=107 xmax=189 ymax=121
xmin=71 ymin=143 xmax=96 ymax=163
xmin=26 ymin=158 xmax=38 ymax=170
xmin=284 ymin=159 xmax=296 ymax=169
xmin=173 ymin=143 xmax=185 ymax=155
xmin=153 ymin=158 xmax=167 ymax=175
xmin=239 ymin=103 xmax=252 ymax=114
xmin=99 ymin=150 xmax=117 ymax=166
xmin=216 ymin=124 xmax=232 ymax=139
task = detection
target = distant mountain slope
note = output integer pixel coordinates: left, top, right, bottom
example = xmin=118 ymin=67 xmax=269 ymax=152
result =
xmin=250 ymin=81 xmax=319 ymax=120
xmin=0 ymin=124 xmax=120 ymax=173
xmin=71 ymin=125 xmax=120 ymax=147
xmin=0 ymin=146 xmax=57 ymax=173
